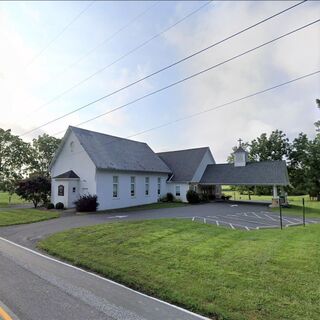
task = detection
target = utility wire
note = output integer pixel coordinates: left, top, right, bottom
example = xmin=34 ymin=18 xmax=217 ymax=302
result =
xmin=25 ymin=1 xmax=95 ymax=68
xmin=36 ymin=1 xmax=160 ymax=92
xmin=51 ymin=70 xmax=320 ymax=165
xmin=28 ymin=1 xmax=212 ymax=114
xmin=21 ymin=18 xmax=319 ymax=137
xmin=21 ymin=0 xmax=306 ymax=132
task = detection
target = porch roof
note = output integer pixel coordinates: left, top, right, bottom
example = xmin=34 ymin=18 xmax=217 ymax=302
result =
xmin=200 ymin=161 xmax=289 ymax=186
xmin=53 ymin=170 xmax=80 ymax=179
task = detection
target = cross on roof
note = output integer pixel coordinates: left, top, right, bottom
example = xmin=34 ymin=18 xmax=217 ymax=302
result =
xmin=238 ymin=138 xmax=242 ymax=147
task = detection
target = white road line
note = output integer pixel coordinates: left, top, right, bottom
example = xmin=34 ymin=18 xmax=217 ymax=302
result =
xmin=252 ymin=212 xmax=262 ymax=219
xmin=0 ymin=237 xmax=209 ymax=320
xmin=229 ymin=223 xmax=235 ymax=230
xmin=264 ymin=214 xmax=278 ymax=221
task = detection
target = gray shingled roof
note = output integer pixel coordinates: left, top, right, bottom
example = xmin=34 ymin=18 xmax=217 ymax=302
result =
xmin=53 ymin=170 xmax=80 ymax=179
xmin=157 ymin=147 xmax=209 ymax=182
xmin=200 ymin=161 xmax=289 ymax=185
xmin=70 ymin=126 xmax=171 ymax=173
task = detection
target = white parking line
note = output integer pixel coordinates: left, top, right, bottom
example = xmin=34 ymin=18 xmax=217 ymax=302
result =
xmin=263 ymin=214 xmax=278 ymax=221
xmin=229 ymin=223 xmax=235 ymax=230
xmin=216 ymin=221 xmax=219 ymax=226
xmin=192 ymin=217 xmax=195 ymax=221
xmin=244 ymin=213 xmax=248 ymax=217
xmin=245 ymin=226 xmax=250 ymax=231
xmin=251 ymin=212 xmax=263 ymax=219
xmin=203 ymin=218 xmax=206 ymax=224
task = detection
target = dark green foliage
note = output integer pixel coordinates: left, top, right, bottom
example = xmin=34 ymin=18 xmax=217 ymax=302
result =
xmin=16 ymin=175 xmax=51 ymax=208
xmin=186 ymin=190 xmax=200 ymax=203
xmin=55 ymin=202 xmax=64 ymax=210
xmin=74 ymin=194 xmax=99 ymax=212
xmin=0 ymin=128 xmax=33 ymax=196
xmin=46 ymin=203 xmax=55 ymax=210
xmin=30 ymin=134 xmax=61 ymax=177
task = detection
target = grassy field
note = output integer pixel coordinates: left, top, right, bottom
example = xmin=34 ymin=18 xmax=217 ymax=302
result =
xmin=0 ymin=192 xmax=30 ymax=208
xmin=0 ymin=209 xmax=59 ymax=226
xmin=223 ymin=190 xmax=320 ymax=218
xmin=39 ymin=219 xmax=320 ymax=320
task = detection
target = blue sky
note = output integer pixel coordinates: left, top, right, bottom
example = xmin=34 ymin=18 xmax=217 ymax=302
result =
xmin=0 ymin=1 xmax=319 ymax=162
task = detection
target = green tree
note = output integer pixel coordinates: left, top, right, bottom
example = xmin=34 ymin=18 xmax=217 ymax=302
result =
xmin=16 ymin=175 xmax=51 ymax=208
xmin=31 ymin=134 xmax=61 ymax=177
xmin=314 ymin=98 xmax=320 ymax=132
xmin=250 ymin=130 xmax=290 ymax=161
xmin=0 ymin=128 xmax=32 ymax=200
xmin=288 ymin=133 xmax=310 ymax=195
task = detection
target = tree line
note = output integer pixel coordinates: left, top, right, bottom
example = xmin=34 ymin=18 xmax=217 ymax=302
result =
xmin=0 ymin=100 xmax=319 ymax=203
xmin=227 ymin=100 xmax=320 ymax=199
xmin=0 ymin=130 xmax=61 ymax=201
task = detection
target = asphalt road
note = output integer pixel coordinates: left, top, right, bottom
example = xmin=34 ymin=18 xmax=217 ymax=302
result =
xmin=0 ymin=237 xmax=208 ymax=320
xmin=0 ymin=202 xmax=318 ymax=320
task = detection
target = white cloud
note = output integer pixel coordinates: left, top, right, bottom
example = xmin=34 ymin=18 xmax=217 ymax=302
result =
xmin=162 ymin=1 xmax=320 ymax=162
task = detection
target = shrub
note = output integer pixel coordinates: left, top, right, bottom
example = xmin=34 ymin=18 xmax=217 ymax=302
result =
xmin=16 ymin=175 xmax=51 ymax=208
xmin=55 ymin=202 xmax=64 ymax=210
xmin=186 ymin=190 xmax=200 ymax=204
xmin=166 ymin=192 xmax=174 ymax=202
xmin=46 ymin=203 xmax=54 ymax=210
xmin=221 ymin=194 xmax=232 ymax=201
xmin=74 ymin=194 xmax=99 ymax=212
xmin=200 ymin=193 xmax=209 ymax=202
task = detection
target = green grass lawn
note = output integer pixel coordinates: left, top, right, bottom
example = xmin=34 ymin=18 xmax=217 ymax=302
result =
xmin=0 ymin=192 xmax=30 ymax=208
xmin=99 ymin=201 xmax=187 ymax=213
xmin=39 ymin=219 xmax=320 ymax=320
xmin=0 ymin=209 xmax=59 ymax=226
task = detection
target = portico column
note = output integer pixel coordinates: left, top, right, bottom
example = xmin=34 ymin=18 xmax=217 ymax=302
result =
xmin=270 ymin=185 xmax=279 ymax=208
xmin=273 ymin=185 xmax=278 ymax=198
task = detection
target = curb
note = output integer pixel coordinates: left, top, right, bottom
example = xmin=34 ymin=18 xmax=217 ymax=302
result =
xmin=0 ymin=301 xmax=19 ymax=320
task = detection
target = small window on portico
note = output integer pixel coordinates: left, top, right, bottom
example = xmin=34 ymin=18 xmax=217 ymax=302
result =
xmin=58 ymin=185 xmax=64 ymax=196
xmin=70 ymin=141 xmax=75 ymax=152
xmin=72 ymin=187 xmax=76 ymax=193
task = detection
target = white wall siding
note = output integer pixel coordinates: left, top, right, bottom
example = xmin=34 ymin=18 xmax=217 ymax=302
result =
xmin=166 ymin=183 xmax=189 ymax=202
xmin=192 ymin=149 xmax=215 ymax=182
xmin=96 ymin=170 xmax=168 ymax=210
xmin=51 ymin=131 xmax=96 ymax=207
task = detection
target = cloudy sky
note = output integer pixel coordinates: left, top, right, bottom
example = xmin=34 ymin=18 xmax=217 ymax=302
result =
xmin=0 ymin=1 xmax=319 ymax=162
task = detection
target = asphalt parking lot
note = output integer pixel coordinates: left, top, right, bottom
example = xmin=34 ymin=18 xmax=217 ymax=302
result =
xmin=189 ymin=206 xmax=319 ymax=230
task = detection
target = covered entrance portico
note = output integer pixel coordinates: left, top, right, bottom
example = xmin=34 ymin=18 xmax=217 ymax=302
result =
xmin=52 ymin=170 xmax=80 ymax=208
xmin=198 ymin=150 xmax=290 ymax=207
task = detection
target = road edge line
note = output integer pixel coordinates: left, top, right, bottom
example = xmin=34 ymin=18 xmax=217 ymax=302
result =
xmin=0 ymin=237 xmax=209 ymax=320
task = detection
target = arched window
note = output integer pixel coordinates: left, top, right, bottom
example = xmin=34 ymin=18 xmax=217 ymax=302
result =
xmin=58 ymin=185 xmax=64 ymax=196
xmin=70 ymin=141 xmax=74 ymax=152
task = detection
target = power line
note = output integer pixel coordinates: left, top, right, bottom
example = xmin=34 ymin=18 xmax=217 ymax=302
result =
xmin=27 ymin=1 xmax=212 ymax=114
xmin=35 ymin=1 xmax=160 ymax=94
xmin=29 ymin=0 xmax=305 ymax=118
xmin=25 ymin=1 xmax=95 ymax=68
xmin=21 ymin=18 xmax=319 ymax=137
xmin=52 ymin=70 xmax=320 ymax=164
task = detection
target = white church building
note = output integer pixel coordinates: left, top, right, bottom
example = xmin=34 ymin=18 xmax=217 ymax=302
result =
xmin=50 ymin=126 xmax=289 ymax=210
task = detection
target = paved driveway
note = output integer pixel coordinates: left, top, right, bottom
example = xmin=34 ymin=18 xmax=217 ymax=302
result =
xmin=1 ymin=203 xmax=318 ymax=249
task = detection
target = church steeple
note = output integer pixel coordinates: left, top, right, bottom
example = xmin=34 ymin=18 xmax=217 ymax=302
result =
xmin=234 ymin=138 xmax=248 ymax=167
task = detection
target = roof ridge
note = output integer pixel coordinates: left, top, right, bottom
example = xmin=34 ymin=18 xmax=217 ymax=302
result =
xmin=69 ymin=126 xmax=147 ymax=145
xmin=157 ymin=146 xmax=209 ymax=154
